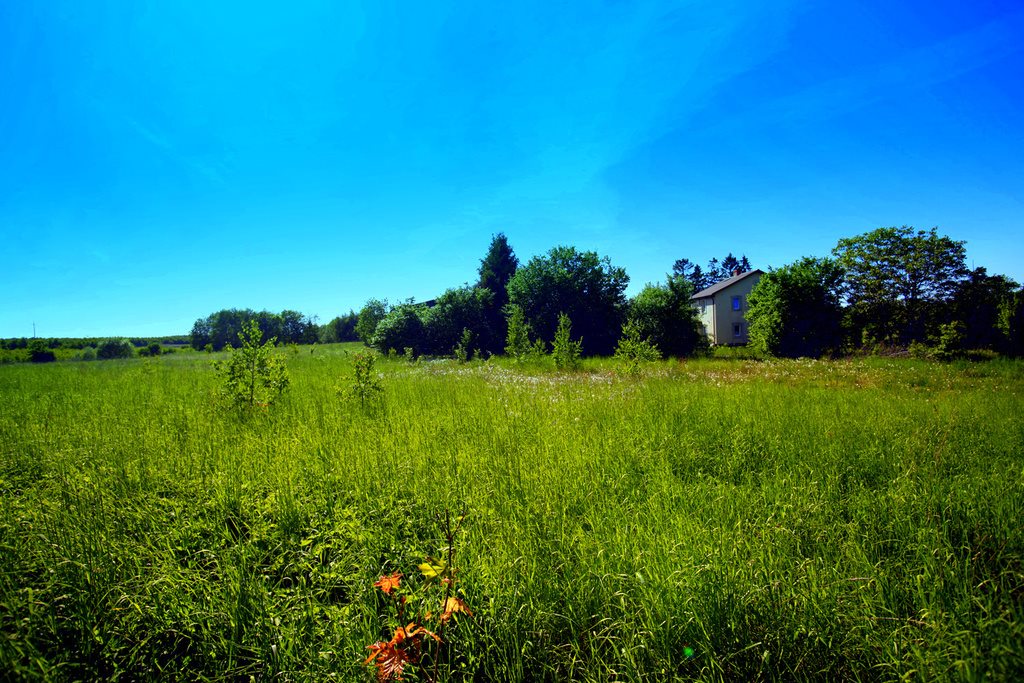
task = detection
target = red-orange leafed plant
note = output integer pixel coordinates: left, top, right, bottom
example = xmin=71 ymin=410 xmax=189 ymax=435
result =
xmin=364 ymin=510 xmax=472 ymax=682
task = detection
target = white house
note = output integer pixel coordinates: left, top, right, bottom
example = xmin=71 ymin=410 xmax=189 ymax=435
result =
xmin=691 ymin=269 xmax=764 ymax=345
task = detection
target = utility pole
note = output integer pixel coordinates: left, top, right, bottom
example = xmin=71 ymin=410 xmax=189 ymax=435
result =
xmin=32 ymin=322 xmax=36 ymax=339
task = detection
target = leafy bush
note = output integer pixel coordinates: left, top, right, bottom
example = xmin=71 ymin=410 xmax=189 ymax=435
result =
xmin=746 ymin=257 xmax=845 ymax=358
xmin=628 ymin=275 xmax=707 ymax=358
xmin=97 ymin=339 xmax=134 ymax=360
xmin=137 ymin=342 xmax=162 ymax=358
xmin=355 ymin=299 xmax=389 ymax=344
xmin=933 ymin=321 xmax=966 ymax=361
xmin=214 ymin=320 xmax=289 ymax=407
xmin=372 ymin=306 xmax=425 ymax=356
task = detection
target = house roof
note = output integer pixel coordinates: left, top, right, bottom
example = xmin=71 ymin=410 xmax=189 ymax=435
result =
xmin=690 ymin=269 xmax=764 ymax=299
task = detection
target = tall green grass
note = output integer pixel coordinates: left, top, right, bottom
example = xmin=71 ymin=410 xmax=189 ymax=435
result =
xmin=1 ymin=350 xmax=1022 ymax=680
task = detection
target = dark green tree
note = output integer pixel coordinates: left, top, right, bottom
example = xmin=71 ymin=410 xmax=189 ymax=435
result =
xmin=746 ymin=257 xmax=846 ymax=358
xmin=949 ymin=268 xmax=1018 ymax=350
xmin=190 ymin=318 xmax=212 ymax=351
xmin=674 ymin=253 xmax=753 ymax=291
xmin=27 ymin=339 xmax=56 ymax=363
xmin=627 ymin=275 xmax=707 ymax=358
xmin=833 ymin=226 xmax=967 ymax=345
xmin=507 ymin=245 xmax=628 ymax=356
xmin=999 ymin=290 xmax=1024 ymax=357
xmin=672 ymin=258 xmax=711 ymax=291
xmin=278 ymin=310 xmax=318 ymax=345
xmin=477 ymin=233 xmax=519 ymax=355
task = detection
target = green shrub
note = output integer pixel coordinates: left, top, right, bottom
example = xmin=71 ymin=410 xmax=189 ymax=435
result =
xmin=97 ymin=339 xmax=134 ymax=360
xmin=933 ymin=321 xmax=966 ymax=361
xmin=27 ymin=340 xmax=56 ymax=363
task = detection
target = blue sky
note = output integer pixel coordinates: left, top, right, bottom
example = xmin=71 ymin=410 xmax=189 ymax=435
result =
xmin=2 ymin=0 xmax=1022 ymax=338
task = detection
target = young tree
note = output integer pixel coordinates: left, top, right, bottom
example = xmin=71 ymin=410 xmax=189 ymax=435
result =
xmin=507 ymin=245 xmax=628 ymax=356
xmin=504 ymin=305 xmax=536 ymax=361
xmin=746 ymin=257 xmax=845 ymax=358
xmin=628 ymin=275 xmax=707 ymax=358
xmin=833 ymin=226 xmax=967 ymax=345
xmin=215 ymin=320 xmax=290 ymax=407
xmin=552 ymin=313 xmax=582 ymax=370
xmin=614 ymin=320 xmax=661 ymax=375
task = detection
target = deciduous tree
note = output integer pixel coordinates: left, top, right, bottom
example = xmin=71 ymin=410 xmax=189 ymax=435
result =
xmin=833 ymin=226 xmax=967 ymax=344
xmin=746 ymin=257 xmax=845 ymax=358
xmin=355 ymin=299 xmax=389 ymax=345
xmin=627 ymin=275 xmax=707 ymax=358
xmin=507 ymin=245 xmax=628 ymax=356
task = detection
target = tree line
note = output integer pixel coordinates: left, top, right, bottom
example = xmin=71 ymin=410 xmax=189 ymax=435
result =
xmin=190 ymin=309 xmax=320 ymax=351
xmin=185 ymin=226 xmax=1022 ymax=362
xmin=746 ymin=226 xmax=1023 ymax=358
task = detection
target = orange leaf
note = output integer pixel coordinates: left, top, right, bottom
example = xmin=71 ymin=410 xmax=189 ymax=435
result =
xmin=364 ymin=640 xmax=413 ymax=681
xmin=405 ymin=622 xmax=442 ymax=643
xmin=439 ymin=596 xmax=473 ymax=623
xmin=373 ymin=572 xmax=402 ymax=595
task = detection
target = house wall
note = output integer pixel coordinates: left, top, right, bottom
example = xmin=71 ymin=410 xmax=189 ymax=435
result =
xmin=693 ymin=274 xmax=762 ymax=344
xmin=694 ymin=297 xmax=715 ymax=342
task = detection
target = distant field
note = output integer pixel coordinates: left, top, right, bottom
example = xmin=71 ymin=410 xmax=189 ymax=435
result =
xmin=1 ymin=350 xmax=1021 ymax=681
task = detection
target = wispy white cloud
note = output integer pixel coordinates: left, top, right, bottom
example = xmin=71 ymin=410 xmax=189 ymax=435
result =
xmin=118 ymin=112 xmax=226 ymax=185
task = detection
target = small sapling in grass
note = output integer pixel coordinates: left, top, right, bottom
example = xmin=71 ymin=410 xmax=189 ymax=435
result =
xmin=214 ymin=319 xmax=290 ymax=408
xmin=365 ymin=510 xmax=472 ymax=682
xmin=453 ymin=328 xmax=474 ymax=363
xmin=552 ymin=312 xmax=582 ymax=371
xmin=614 ymin=320 xmax=661 ymax=376
xmin=346 ymin=350 xmax=383 ymax=409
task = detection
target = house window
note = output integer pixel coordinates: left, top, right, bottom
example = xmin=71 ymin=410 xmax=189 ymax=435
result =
xmin=732 ymin=296 xmax=741 ymax=311
xmin=733 ymin=323 xmax=743 ymax=338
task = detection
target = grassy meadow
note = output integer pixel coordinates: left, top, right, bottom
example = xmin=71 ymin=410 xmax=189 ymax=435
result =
xmin=1 ymin=346 xmax=1022 ymax=681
